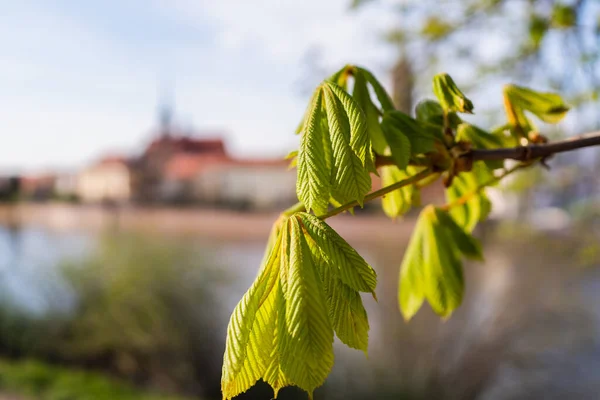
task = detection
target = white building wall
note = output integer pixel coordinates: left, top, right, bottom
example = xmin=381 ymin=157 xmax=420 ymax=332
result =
xmin=77 ymin=164 xmax=131 ymax=203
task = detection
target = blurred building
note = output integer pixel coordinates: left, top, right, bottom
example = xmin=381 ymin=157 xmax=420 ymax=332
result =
xmin=20 ymin=174 xmax=56 ymax=201
xmin=0 ymin=176 xmax=20 ymax=201
xmin=190 ymin=159 xmax=296 ymax=210
xmin=132 ymin=133 xmax=228 ymax=203
xmin=54 ymin=172 xmax=79 ymax=200
xmin=77 ymin=156 xmax=132 ymax=204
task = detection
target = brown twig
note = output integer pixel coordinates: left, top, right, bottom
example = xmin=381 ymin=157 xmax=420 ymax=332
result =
xmin=466 ymin=130 xmax=600 ymax=162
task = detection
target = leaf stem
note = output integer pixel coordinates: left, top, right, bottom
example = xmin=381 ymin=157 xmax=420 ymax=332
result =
xmin=318 ymin=168 xmax=434 ymax=220
xmin=283 ymin=201 xmax=306 ymax=216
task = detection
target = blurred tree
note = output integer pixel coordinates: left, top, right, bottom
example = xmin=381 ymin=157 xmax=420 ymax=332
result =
xmin=353 ymin=0 xmax=600 ymax=129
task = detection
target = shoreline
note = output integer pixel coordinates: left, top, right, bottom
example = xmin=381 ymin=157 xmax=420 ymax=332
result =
xmin=0 ymin=203 xmax=416 ymax=245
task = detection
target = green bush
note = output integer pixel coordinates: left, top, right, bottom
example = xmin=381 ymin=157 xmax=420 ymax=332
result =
xmin=0 ymin=359 xmax=191 ymax=400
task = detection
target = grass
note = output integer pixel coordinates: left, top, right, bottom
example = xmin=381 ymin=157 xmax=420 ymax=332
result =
xmin=0 ymin=359 xmax=193 ymax=400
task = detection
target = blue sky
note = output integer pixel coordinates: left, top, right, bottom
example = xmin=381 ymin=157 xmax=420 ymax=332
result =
xmin=0 ymin=0 xmax=398 ymax=173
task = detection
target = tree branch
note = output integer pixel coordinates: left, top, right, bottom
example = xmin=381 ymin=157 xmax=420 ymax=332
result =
xmin=467 ymin=130 xmax=600 ymax=162
xmin=375 ymin=131 xmax=600 ymax=168
xmin=318 ymin=168 xmax=433 ymax=220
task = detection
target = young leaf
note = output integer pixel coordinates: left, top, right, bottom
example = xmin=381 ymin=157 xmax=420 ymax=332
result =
xmin=398 ymin=206 xmax=483 ymax=320
xmin=280 ymin=217 xmax=334 ymax=396
xmin=398 ymin=210 xmax=427 ymax=320
xmin=504 ymin=84 xmax=570 ymax=124
xmin=327 ymin=65 xmax=351 ymax=89
xmin=299 ymin=212 xmax=377 ymax=296
xmin=433 ymin=208 xmax=483 ymax=260
xmin=356 ymin=67 xmax=395 ymax=112
xmin=385 ymin=111 xmax=436 ymax=155
xmin=445 ymin=162 xmax=493 ymax=232
xmin=422 ymin=210 xmax=464 ymax=317
xmin=325 ymin=82 xmax=370 ymax=164
xmin=381 ymin=119 xmax=411 ymax=169
xmin=415 ymin=99 xmax=444 ymax=123
xmin=456 ymin=123 xmax=506 ymax=170
xmin=352 ymin=69 xmax=388 ymax=154
xmin=323 ymin=84 xmax=372 ymax=206
xmin=222 ymin=226 xmax=283 ymax=399
xmin=415 ymin=99 xmax=463 ymax=130
xmin=313 ymin=249 xmax=369 ymax=353
xmin=432 ymin=73 xmax=474 ymax=114
xmin=296 ymin=87 xmax=332 ymax=215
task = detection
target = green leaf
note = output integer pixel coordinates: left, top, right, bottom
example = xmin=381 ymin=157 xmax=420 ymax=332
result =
xmin=299 ymin=212 xmax=377 ymax=296
xmin=415 ymin=99 xmax=444 ymax=123
xmin=352 ymin=70 xmax=387 ymax=154
xmin=381 ymin=119 xmax=411 ymax=169
xmin=432 ymin=73 xmax=474 ymax=114
xmin=314 ymin=251 xmax=369 ymax=353
xmin=356 ymin=67 xmax=395 ymax=112
xmin=503 ymin=84 xmax=570 ymax=124
xmin=280 ymin=217 xmax=334 ymax=397
xmin=386 ymin=111 xmax=437 ymax=155
xmin=327 ymin=65 xmax=351 ymax=89
xmin=415 ymin=99 xmax=463 ymax=130
xmin=296 ymin=87 xmax=332 ymax=215
xmin=433 ymin=208 xmax=483 ymax=261
xmin=399 ymin=206 xmax=483 ymax=320
xmin=398 ymin=207 xmax=427 ymax=321
xmin=325 ymin=82 xmax=371 ymax=166
xmin=445 ymin=162 xmax=493 ymax=232
xmin=381 ymin=166 xmax=420 ymax=219
xmin=422 ymin=208 xmax=464 ymax=317
xmin=456 ymin=123 xmax=506 ymax=170
xmin=222 ymin=225 xmax=283 ymax=399
xmin=323 ymin=83 xmax=372 ymax=206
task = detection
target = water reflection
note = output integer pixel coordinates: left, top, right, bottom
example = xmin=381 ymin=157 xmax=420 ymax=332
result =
xmin=0 ymin=222 xmax=598 ymax=399
xmin=0 ymin=225 xmax=91 ymax=315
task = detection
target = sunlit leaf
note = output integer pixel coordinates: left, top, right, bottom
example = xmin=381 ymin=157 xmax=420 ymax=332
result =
xmin=323 ymin=83 xmax=372 ymax=206
xmin=398 ymin=211 xmax=427 ymax=320
xmin=222 ymin=225 xmax=283 ymax=399
xmin=313 ymin=249 xmax=369 ymax=353
xmin=399 ymin=206 xmax=482 ymax=320
xmin=352 ymin=69 xmax=388 ymax=154
xmin=422 ymin=209 xmax=464 ymax=317
xmin=445 ymin=162 xmax=493 ymax=232
xmin=356 ymin=67 xmax=395 ymax=112
xmin=299 ymin=213 xmax=377 ymax=296
xmin=433 ymin=208 xmax=483 ymax=260
xmin=456 ymin=123 xmax=507 ymax=170
xmin=280 ymin=217 xmax=334 ymax=396
xmin=296 ymin=87 xmax=332 ymax=215
xmin=432 ymin=73 xmax=474 ymax=114
xmin=504 ymin=84 xmax=570 ymax=124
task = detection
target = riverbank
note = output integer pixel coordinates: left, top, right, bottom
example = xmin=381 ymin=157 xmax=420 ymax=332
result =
xmin=0 ymin=203 xmax=415 ymax=245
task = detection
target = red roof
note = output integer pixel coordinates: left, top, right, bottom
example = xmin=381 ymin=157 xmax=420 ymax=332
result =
xmin=164 ymin=153 xmax=229 ymax=180
xmin=164 ymin=154 xmax=290 ymax=181
xmin=144 ymin=135 xmax=226 ymax=156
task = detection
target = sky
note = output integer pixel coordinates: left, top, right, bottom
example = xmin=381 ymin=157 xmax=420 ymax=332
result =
xmin=0 ymin=0 xmax=400 ymax=173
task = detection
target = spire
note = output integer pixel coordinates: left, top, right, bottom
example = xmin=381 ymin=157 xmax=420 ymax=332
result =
xmin=157 ymin=78 xmax=175 ymax=137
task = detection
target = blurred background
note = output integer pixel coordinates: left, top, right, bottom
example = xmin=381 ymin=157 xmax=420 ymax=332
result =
xmin=1 ymin=0 xmax=600 ymax=399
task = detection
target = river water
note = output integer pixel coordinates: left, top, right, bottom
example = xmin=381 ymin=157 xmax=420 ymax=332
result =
xmin=0 ymin=220 xmax=599 ymax=400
